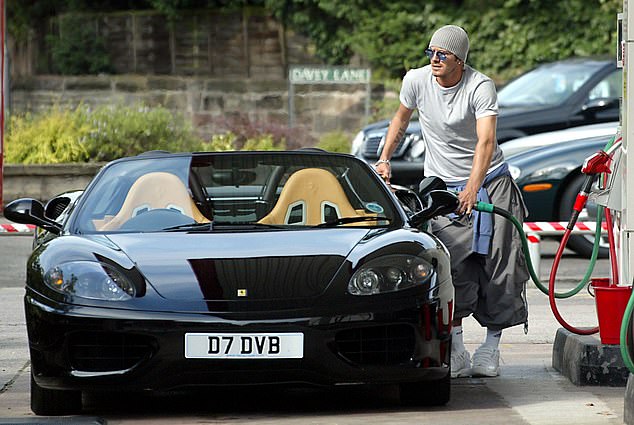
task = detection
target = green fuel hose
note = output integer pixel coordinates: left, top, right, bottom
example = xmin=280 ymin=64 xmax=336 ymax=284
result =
xmin=474 ymin=200 xmax=634 ymax=372
xmin=473 ymin=201 xmax=600 ymax=298
xmin=621 ymin=292 xmax=634 ymax=373
xmin=473 ymin=158 xmax=634 ymax=371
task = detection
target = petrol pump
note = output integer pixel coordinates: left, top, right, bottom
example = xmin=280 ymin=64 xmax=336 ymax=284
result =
xmin=595 ymin=0 xmax=634 ymax=372
xmin=618 ymin=1 xmax=630 ymax=321
xmin=620 ymin=0 xmax=634 ymax=416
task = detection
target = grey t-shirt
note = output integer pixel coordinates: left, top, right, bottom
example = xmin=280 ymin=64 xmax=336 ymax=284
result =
xmin=399 ymin=64 xmax=504 ymax=183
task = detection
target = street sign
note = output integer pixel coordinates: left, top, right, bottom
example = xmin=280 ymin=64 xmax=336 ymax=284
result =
xmin=287 ymin=66 xmax=372 ymax=127
xmin=289 ymin=66 xmax=371 ymax=84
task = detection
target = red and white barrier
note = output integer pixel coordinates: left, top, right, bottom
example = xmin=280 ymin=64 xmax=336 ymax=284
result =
xmin=523 ymin=221 xmax=608 ymax=284
xmin=523 ymin=221 xmax=608 ymax=236
xmin=0 ymin=223 xmax=36 ymax=234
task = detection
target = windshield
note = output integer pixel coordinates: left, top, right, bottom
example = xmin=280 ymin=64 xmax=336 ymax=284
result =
xmin=72 ymin=152 xmax=397 ymax=233
xmin=498 ymin=61 xmax=605 ymax=107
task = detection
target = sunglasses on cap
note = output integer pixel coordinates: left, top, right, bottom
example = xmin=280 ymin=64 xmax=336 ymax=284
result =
xmin=424 ymin=48 xmax=453 ymax=62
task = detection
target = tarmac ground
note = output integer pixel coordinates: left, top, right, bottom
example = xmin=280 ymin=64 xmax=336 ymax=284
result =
xmin=0 ymin=229 xmax=631 ymax=424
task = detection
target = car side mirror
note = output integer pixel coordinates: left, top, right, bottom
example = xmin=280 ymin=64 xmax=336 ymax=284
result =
xmin=4 ymin=198 xmax=63 ymax=234
xmin=410 ymin=190 xmax=459 ymax=228
xmin=581 ymin=97 xmax=618 ymax=114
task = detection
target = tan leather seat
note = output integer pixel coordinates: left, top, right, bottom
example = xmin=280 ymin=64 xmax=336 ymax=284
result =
xmin=258 ymin=168 xmax=375 ymax=226
xmin=97 ymin=172 xmax=210 ymax=231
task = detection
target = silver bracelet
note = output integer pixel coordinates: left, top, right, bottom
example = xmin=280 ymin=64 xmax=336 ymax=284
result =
xmin=374 ymin=159 xmax=390 ymax=166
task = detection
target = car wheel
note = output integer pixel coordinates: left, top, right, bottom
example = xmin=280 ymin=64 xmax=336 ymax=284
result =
xmin=399 ymin=369 xmax=450 ymax=406
xmin=558 ymin=173 xmax=609 ymax=259
xmin=31 ymin=373 xmax=82 ymax=416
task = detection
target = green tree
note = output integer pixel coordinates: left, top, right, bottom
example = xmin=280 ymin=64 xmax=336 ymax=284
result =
xmin=266 ymin=0 xmax=620 ymax=81
xmin=8 ymin=0 xmax=623 ymax=81
xmin=46 ymin=14 xmax=113 ymax=75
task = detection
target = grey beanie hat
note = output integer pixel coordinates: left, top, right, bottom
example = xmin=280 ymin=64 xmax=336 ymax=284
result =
xmin=429 ymin=25 xmax=469 ymax=62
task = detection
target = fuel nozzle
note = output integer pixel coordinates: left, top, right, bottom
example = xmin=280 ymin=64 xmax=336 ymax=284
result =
xmin=567 ymin=150 xmax=613 ymax=230
xmin=581 ymin=150 xmax=612 ymax=175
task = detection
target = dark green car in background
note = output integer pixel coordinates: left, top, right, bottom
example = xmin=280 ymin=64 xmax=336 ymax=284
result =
xmin=505 ymin=124 xmax=618 ymax=258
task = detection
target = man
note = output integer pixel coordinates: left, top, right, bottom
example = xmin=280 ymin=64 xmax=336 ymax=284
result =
xmin=375 ymin=25 xmax=528 ymax=378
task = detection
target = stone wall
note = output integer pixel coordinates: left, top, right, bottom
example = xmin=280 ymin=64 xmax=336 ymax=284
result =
xmin=4 ymin=164 xmax=103 ymax=204
xmin=12 ymin=9 xmax=321 ymax=79
xmin=11 ymin=75 xmax=375 ymax=141
xmin=8 ymin=8 xmax=380 ymax=141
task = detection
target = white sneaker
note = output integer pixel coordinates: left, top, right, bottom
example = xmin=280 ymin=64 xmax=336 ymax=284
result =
xmin=471 ymin=345 xmax=500 ymax=377
xmin=451 ymin=349 xmax=472 ymax=378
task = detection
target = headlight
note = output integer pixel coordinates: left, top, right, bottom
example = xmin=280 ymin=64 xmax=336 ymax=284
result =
xmin=508 ymin=165 xmax=521 ymax=180
xmin=348 ymin=255 xmax=434 ymax=295
xmin=44 ymin=261 xmax=136 ymax=301
xmin=351 ymin=130 xmax=365 ymax=155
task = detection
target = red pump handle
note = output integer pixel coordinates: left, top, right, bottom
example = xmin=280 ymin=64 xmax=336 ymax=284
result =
xmin=581 ymin=150 xmax=612 ymax=175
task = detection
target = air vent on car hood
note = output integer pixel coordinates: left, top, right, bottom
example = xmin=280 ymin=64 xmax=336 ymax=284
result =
xmin=189 ymin=255 xmax=345 ymax=300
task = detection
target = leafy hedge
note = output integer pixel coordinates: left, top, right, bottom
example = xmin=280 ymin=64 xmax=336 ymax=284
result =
xmin=5 ymin=104 xmax=329 ymax=164
xmin=315 ymin=131 xmax=352 ymax=153
xmin=6 ymin=108 xmax=93 ymax=164
xmin=5 ymin=104 xmax=202 ymax=164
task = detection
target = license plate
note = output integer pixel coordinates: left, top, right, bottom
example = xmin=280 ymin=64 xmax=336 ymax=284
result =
xmin=184 ymin=332 xmax=304 ymax=359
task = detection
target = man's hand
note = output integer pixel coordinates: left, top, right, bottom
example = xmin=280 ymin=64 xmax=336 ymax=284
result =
xmin=374 ymin=161 xmax=391 ymax=183
xmin=457 ymin=187 xmax=477 ymax=215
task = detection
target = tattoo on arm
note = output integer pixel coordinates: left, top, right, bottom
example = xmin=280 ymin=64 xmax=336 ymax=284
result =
xmin=396 ymin=125 xmax=406 ymax=141
xmin=384 ymin=124 xmax=406 ymax=158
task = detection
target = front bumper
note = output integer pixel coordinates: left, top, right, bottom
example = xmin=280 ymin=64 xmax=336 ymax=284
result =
xmin=26 ymin=290 xmax=451 ymax=393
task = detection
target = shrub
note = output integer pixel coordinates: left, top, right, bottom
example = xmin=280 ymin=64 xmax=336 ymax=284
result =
xmin=205 ymin=132 xmax=237 ymax=151
xmin=81 ymin=104 xmax=203 ymax=161
xmin=200 ymin=132 xmax=286 ymax=151
xmin=5 ymin=108 xmax=92 ymax=164
xmin=209 ymin=113 xmax=316 ymax=150
xmin=5 ymin=104 xmax=204 ymax=164
xmin=242 ymin=134 xmax=286 ymax=151
xmin=5 ymin=104 xmax=302 ymax=164
xmin=316 ymin=131 xmax=351 ymax=153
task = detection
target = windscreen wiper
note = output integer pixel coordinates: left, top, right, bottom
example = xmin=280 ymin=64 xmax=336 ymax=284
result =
xmin=316 ymin=216 xmax=391 ymax=228
xmin=217 ymin=222 xmax=287 ymax=229
xmin=163 ymin=222 xmax=214 ymax=232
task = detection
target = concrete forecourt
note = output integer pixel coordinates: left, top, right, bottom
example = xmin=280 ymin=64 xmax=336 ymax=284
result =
xmin=0 ymin=227 xmax=628 ymax=424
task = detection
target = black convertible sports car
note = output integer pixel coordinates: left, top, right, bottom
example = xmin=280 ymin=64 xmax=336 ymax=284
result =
xmin=6 ymin=150 xmax=457 ymax=415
